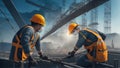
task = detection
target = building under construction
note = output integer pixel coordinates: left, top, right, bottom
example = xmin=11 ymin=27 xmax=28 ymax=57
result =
xmin=0 ymin=0 xmax=120 ymax=68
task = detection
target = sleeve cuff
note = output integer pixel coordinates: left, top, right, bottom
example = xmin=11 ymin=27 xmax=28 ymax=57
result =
xmin=73 ymin=46 xmax=79 ymax=52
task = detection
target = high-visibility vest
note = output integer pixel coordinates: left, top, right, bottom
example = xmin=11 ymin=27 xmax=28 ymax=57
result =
xmin=81 ymin=28 xmax=108 ymax=62
xmin=12 ymin=26 xmax=39 ymax=62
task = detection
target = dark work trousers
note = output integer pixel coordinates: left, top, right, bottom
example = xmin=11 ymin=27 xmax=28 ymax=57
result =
xmin=13 ymin=61 xmax=29 ymax=68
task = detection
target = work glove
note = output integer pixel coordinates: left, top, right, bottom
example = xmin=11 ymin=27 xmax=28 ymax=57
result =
xmin=38 ymin=52 xmax=48 ymax=60
xmin=40 ymin=55 xmax=48 ymax=60
xmin=28 ymin=56 xmax=38 ymax=64
xmin=38 ymin=51 xmax=42 ymax=57
xmin=68 ymin=51 xmax=75 ymax=58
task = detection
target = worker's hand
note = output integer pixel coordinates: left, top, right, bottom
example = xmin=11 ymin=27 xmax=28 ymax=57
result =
xmin=39 ymin=55 xmax=48 ymax=60
xmin=28 ymin=56 xmax=38 ymax=64
xmin=68 ymin=51 xmax=75 ymax=58
xmin=38 ymin=51 xmax=42 ymax=56
xmin=38 ymin=51 xmax=48 ymax=60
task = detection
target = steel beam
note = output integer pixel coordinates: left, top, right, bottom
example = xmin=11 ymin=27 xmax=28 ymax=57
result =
xmin=41 ymin=0 xmax=109 ymax=40
xmin=2 ymin=0 xmax=26 ymax=28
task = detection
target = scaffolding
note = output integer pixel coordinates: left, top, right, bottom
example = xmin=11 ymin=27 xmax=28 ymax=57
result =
xmin=104 ymin=1 xmax=111 ymax=34
xmin=81 ymin=14 xmax=87 ymax=29
xmin=81 ymin=0 xmax=88 ymax=29
xmin=89 ymin=8 xmax=98 ymax=29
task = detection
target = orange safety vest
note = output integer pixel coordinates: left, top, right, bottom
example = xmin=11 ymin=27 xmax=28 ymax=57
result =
xmin=81 ymin=28 xmax=108 ymax=62
xmin=12 ymin=26 xmax=39 ymax=62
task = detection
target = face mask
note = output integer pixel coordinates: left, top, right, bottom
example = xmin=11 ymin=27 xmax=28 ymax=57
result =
xmin=76 ymin=26 xmax=81 ymax=30
xmin=38 ymin=28 xmax=42 ymax=33
xmin=73 ymin=29 xmax=78 ymax=35
xmin=72 ymin=26 xmax=80 ymax=35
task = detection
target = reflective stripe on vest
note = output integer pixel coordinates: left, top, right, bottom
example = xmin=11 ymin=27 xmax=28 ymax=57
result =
xmin=12 ymin=26 xmax=39 ymax=62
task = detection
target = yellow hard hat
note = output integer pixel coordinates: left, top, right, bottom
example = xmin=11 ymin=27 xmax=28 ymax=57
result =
xmin=68 ymin=23 xmax=79 ymax=34
xmin=30 ymin=14 xmax=46 ymax=26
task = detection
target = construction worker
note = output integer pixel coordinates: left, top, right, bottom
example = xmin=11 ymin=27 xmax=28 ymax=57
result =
xmin=67 ymin=23 xmax=108 ymax=67
xmin=9 ymin=14 xmax=48 ymax=68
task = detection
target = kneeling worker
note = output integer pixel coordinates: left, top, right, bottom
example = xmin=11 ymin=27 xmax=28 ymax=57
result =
xmin=9 ymin=14 xmax=48 ymax=67
xmin=67 ymin=22 xmax=108 ymax=67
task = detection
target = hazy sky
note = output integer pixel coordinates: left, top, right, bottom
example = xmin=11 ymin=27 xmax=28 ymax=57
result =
xmin=111 ymin=0 xmax=120 ymax=33
xmin=1 ymin=0 xmax=119 ymax=33
xmin=0 ymin=0 xmax=120 ymax=42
